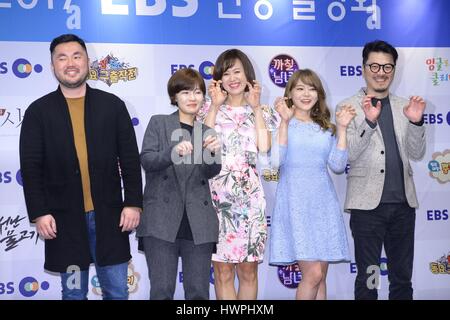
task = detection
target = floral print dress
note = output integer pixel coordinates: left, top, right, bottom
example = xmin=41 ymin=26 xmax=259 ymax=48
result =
xmin=197 ymin=102 xmax=279 ymax=263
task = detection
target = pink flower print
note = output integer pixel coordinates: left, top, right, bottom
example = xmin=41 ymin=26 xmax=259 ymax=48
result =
xmin=235 ymin=113 xmax=247 ymax=125
xmin=237 ymin=224 xmax=249 ymax=238
xmin=229 ymin=163 xmax=239 ymax=172
xmin=226 ymin=233 xmax=236 ymax=244
xmin=232 ymin=245 xmax=246 ymax=259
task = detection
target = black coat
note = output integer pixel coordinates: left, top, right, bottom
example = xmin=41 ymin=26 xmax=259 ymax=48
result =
xmin=19 ymin=85 xmax=143 ymax=272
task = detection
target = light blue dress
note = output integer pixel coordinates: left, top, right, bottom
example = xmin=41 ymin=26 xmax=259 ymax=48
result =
xmin=269 ymin=118 xmax=350 ymax=265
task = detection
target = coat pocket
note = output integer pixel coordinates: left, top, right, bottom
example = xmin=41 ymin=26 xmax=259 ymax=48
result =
xmin=347 ymin=167 xmax=367 ymax=177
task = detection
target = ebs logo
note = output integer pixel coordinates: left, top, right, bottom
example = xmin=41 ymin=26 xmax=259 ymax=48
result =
xmin=340 ymin=65 xmax=362 ymax=77
xmin=0 ymin=59 xmax=43 ymax=78
xmin=0 ymin=170 xmax=22 ymax=186
xmin=18 ymin=277 xmax=50 ymax=297
xmin=0 ymin=171 xmax=12 ymax=184
xmin=198 ymin=61 xmax=214 ymax=80
xmin=170 ymin=61 xmax=214 ymax=80
xmin=0 ymin=281 xmax=14 ymax=295
xmin=423 ymin=112 xmax=450 ymax=126
xmin=1 ymin=277 xmax=50 ymax=297
xmin=12 ymin=58 xmax=43 ymax=79
xmin=0 ymin=61 xmax=7 ymax=74
xmin=16 ymin=170 xmax=23 ymax=186
xmin=426 ymin=209 xmax=449 ymax=221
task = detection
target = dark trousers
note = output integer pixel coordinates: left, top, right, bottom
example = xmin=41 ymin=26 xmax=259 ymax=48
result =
xmin=142 ymin=236 xmax=214 ymax=300
xmin=350 ymin=203 xmax=415 ymax=300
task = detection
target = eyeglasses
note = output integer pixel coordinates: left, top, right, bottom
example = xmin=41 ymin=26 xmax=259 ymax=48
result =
xmin=364 ymin=63 xmax=395 ymax=74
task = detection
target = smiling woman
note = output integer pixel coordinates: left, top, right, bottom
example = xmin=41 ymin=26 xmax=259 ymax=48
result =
xmin=269 ymin=69 xmax=353 ymax=300
xmin=137 ymin=67 xmax=221 ymax=300
xmin=196 ymin=48 xmax=280 ymax=300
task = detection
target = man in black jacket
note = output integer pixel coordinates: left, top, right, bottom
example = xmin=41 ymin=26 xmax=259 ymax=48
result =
xmin=19 ymin=34 xmax=143 ymax=300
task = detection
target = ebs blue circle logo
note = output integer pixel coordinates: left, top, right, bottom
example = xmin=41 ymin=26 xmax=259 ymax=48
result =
xmin=199 ymin=61 xmax=214 ymax=80
xmin=16 ymin=170 xmax=23 ymax=186
xmin=12 ymin=58 xmax=43 ymax=79
xmin=18 ymin=277 xmax=50 ymax=297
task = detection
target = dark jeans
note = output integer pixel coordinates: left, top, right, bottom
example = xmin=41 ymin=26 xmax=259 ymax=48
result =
xmin=142 ymin=236 xmax=214 ymax=300
xmin=60 ymin=211 xmax=128 ymax=300
xmin=350 ymin=203 xmax=415 ymax=300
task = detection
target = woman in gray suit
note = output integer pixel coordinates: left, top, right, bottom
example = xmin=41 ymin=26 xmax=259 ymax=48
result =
xmin=137 ymin=68 xmax=221 ymax=300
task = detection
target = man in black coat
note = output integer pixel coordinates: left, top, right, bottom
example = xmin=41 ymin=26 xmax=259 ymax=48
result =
xmin=19 ymin=34 xmax=143 ymax=300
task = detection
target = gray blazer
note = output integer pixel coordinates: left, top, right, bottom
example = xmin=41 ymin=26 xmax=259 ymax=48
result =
xmin=136 ymin=111 xmax=221 ymax=245
xmin=337 ymin=88 xmax=426 ymax=211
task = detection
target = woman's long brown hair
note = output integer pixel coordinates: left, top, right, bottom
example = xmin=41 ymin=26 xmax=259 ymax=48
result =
xmin=284 ymin=69 xmax=336 ymax=135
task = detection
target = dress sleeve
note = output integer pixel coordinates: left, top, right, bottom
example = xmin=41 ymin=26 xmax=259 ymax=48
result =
xmin=327 ymin=135 xmax=348 ymax=173
xmin=269 ymin=142 xmax=287 ymax=170
xmin=196 ymin=99 xmax=222 ymax=135
xmin=261 ymin=104 xmax=281 ymax=132
xmin=196 ymin=100 xmax=211 ymax=124
xmin=259 ymin=105 xmax=282 ymax=171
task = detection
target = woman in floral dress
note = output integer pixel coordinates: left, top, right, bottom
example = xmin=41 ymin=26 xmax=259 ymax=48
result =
xmin=197 ymin=49 xmax=278 ymax=299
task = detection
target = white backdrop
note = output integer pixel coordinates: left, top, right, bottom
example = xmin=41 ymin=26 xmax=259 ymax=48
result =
xmin=1 ymin=1 xmax=449 ymax=300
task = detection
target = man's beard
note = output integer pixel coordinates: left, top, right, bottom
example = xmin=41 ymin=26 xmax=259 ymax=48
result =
xmin=55 ymin=70 xmax=89 ymax=89
xmin=372 ymin=76 xmax=391 ymax=94
xmin=374 ymin=87 xmax=389 ymax=93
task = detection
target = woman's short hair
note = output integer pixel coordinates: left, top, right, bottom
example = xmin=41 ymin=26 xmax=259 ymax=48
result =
xmin=167 ymin=68 xmax=206 ymax=105
xmin=213 ymin=49 xmax=255 ymax=91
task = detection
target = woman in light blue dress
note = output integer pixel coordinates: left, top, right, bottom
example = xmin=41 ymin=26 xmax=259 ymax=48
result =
xmin=269 ymin=69 xmax=356 ymax=300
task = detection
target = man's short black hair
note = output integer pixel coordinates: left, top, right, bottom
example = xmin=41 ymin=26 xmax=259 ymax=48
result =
xmin=50 ymin=34 xmax=87 ymax=55
xmin=362 ymin=40 xmax=398 ymax=65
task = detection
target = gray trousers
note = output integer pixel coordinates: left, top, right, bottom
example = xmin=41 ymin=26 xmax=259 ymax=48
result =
xmin=142 ymin=236 xmax=214 ymax=300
